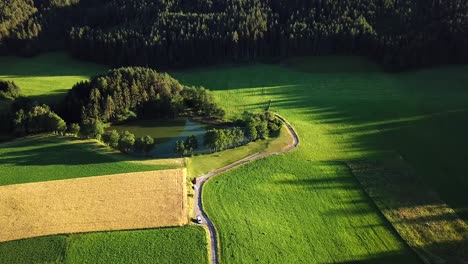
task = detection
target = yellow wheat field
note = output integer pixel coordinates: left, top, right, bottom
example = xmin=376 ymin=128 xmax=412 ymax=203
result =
xmin=0 ymin=169 xmax=187 ymax=242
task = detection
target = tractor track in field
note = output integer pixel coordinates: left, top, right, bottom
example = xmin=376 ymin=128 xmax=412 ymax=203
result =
xmin=193 ymin=114 xmax=299 ymax=264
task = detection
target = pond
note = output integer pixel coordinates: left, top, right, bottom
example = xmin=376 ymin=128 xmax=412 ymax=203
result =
xmin=107 ymin=118 xmax=209 ymax=157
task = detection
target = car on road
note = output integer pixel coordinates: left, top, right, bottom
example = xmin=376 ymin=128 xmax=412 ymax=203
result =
xmin=196 ymin=215 xmax=203 ymax=224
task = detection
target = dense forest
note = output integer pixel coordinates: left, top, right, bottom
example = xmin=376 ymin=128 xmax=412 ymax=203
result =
xmin=60 ymin=67 xmax=224 ymax=124
xmin=1 ymin=0 xmax=467 ymax=70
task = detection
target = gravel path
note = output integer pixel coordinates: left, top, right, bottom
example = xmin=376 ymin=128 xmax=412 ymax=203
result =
xmin=193 ymin=114 xmax=299 ymax=264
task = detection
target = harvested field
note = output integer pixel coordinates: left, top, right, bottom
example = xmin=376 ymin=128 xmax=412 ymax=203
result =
xmin=0 ymin=169 xmax=187 ymax=242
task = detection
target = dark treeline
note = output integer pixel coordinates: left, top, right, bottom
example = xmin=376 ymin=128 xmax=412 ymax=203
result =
xmin=60 ymin=66 xmax=224 ymax=124
xmin=1 ymin=0 xmax=467 ymax=70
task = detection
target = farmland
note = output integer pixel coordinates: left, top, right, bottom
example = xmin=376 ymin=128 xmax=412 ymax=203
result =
xmin=0 ymin=226 xmax=208 ymax=264
xmin=174 ymin=56 xmax=468 ymax=262
xmin=0 ymin=169 xmax=187 ymax=242
xmin=0 ymin=135 xmax=171 ymax=186
xmin=0 ymin=52 xmax=467 ymax=263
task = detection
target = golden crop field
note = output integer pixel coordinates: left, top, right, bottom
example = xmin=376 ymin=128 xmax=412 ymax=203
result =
xmin=0 ymin=169 xmax=187 ymax=242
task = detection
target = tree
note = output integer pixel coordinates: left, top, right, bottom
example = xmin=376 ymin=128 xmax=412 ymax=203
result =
xmin=0 ymin=80 xmax=21 ymax=100
xmin=81 ymin=118 xmax=105 ymax=140
xmin=68 ymin=123 xmax=80 ymax=136
xmin=185 ymin=135 xmax=198 ymax=150
xmin=12 ymin=104 xmax=67 ymax=135
xmin=174 ymin=140 xmax=185 ymax=156
xmin=102 ymin=129 xmax=120 ymax=148
xmin=118 ymin=131 xmax=135 ymax=153
xmin=135 ymin=135 xmax=155 ymax=155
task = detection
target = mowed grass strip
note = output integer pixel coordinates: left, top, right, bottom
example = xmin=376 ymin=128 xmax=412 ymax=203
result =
xmin=0 ymin=169 xmax=187 ymax=242
xmin=348 ymin=159 xmax=468 ymax=263
xmin=0 ymin=135 xmax=171 ymax=186
xmin=0 ymin=226 xmax=208 ymax=264
xmin=0 ymin=52 xmax=107 ymax=103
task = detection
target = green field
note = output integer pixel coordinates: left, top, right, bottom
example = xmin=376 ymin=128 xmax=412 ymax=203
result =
xmin=0 ymin=52 xmax=107 ymax=103
xmin=173 ymin=56 xmax=468 ymax=263
xmin=0 ymin=226 xmax=208 ymax=264
xmin=0 ymin=135 xmax=171 ymax=186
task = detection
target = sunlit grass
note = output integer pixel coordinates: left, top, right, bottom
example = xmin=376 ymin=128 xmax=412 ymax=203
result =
xmin=173 ymin=56 xmax=468 ymax=263
xmin=0 ymin=226 xmax=208 ymax=264
xmin=0 ymin=52 xmax=107 ymax=102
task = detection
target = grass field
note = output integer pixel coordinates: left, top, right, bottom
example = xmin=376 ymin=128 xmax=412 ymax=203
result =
xmin=0 ymin=226 xmax=208 ymax=264
xmin=173 ymin=56 xmax=468 ymax=263
xmin=0 ymin=169 xmax=187 ymax=242
xmin=348 ymin=159 xmax=468 ymax=263
xmin=0 ymin=52 xmax=107 ymax=103
xmin=0 ymin=135 xmax=172 ymax=186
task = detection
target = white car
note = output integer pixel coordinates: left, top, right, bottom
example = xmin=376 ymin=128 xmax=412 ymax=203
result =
xmin=196 ymin=215 xmax=203 ymax=224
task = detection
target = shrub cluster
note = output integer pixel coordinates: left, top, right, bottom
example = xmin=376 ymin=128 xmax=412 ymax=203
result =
xmin=101 ymin=129 xmax=155 ymax=155
xmin=203 ymin=111 xmax=283 ymax=153
xmin=13 ymin=104 xmax=66 ymax=136
xmin=245 ymin=111 xmax=283 ymax=141
xmin=204 ymin=128 xmax=245 ymax=153
xmin=174 ymin=135 xmax=199 ymax=156
xmin=0 ymin=80 xmax=21 ymax=100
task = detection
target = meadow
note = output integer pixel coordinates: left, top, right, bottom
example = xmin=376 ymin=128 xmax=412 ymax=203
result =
xmin=0 ymin=226 xmax=208 ymax=264
xmin=0 ymin=135 xmax=171 ymax=186
xmin=0 ymin=53 xmax=107 ymax=103
xmin=173 ymin=56 xmax=468 ymax=263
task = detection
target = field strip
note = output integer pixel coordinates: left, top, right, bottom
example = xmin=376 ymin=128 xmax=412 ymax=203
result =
xmin=0 ymin=169 xmax=187 ymax=243
xmin=347 ymin=159 xmax=468 ymax=263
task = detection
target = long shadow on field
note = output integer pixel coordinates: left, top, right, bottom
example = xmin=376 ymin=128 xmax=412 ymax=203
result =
xmin=0 ymin=140 xmax=119 ymax=166
xmin=328 ymin=250 xmax=421 ymax=264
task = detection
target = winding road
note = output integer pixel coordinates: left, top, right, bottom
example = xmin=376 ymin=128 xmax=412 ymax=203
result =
xmin=193 ymin=114 xmax=299 ymax=264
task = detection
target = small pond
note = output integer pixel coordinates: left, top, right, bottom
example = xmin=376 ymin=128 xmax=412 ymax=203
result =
xmin=108 ymin=118 xmax=209 ymax=157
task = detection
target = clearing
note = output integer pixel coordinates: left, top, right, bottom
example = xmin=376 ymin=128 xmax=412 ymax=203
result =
xmin=0 ymin=169 xmax=187 ymax=242
xmin=0 ymin=52 xmax=107 ymax=103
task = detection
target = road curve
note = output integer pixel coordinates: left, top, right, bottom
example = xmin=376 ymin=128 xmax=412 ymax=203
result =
xmin=193 ymin=114 xmax=299 ymax=264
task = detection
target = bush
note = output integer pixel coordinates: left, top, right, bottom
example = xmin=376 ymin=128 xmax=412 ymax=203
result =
xmin=134 ymin=135 xmax=155 ymax=155
xmin=68 ymin=123 xmax=80 ymax=136
xmin=81 ymin=118 xmax=105 ymax=139
xmin=102 ymin=129 xmax=120 ymax=148
xmin=12 ymin=105 xmax=67 ymax=136
xmin=174 ymin=140 xmax=185 ymax=156
xmin=185 ymin=135 xmax=198 ymax=150
xmin=118 ymin=131 xmax=135 ymax=153
xmin=0 ymin=80 xmax=21 ymax=100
